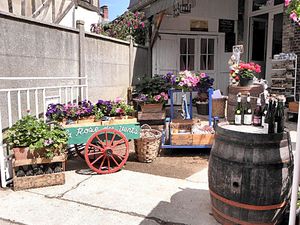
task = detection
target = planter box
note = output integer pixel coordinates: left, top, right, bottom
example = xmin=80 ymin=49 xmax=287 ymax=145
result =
xmin=171 ymin=133 xmax=215 ymax=146
xmin=12 ymin=155 xmax=66 ymax=191
xmin=141 ymin=103 xmax=163 ymax=113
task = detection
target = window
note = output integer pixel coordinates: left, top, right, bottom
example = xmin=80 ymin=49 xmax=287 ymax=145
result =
xmin=180 ymin=38 xmax=195 ymax=71
xmin=200 ymin=38 xmax=215 ymax=71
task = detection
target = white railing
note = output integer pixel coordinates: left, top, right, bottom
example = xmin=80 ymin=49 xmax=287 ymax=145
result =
xmin=0 ymin=77 xmax=88 ymax=188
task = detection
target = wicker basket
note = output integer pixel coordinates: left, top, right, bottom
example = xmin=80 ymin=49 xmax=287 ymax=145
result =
xmin=212 ymin=97 xmax=227 ymax=118
xmin=134 ymin=124 xmax=162 ymax=163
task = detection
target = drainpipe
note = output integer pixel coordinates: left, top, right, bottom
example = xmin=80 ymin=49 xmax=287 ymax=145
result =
xmin=289 ymin=103 xmax=300 ymax=225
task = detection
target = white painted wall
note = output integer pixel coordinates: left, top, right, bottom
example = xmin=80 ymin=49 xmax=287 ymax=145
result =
xmin=60 ymin=6 xmax=100 ymax=32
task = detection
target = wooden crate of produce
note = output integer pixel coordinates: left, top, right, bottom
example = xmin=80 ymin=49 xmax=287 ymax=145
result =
xmin=289 ymin=101 xmax=299 ymax=113
xmin=12 ymin=155 xmax=66 ymax=191
xmin=171 ymin=133 xmax=193 ymax=145
xmin=192 ymin=134 xmax=215 ymax=145
xmin=170 ymin=119 xmax=199 ymax=134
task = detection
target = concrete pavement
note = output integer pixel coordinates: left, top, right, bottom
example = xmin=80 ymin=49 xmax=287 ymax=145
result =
xmin=0 ymin=169 xmax=218 ymax=225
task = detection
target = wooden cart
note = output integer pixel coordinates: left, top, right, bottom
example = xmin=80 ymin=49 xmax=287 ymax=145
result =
xmin=64 ymin=120 xmax=140 ymax=174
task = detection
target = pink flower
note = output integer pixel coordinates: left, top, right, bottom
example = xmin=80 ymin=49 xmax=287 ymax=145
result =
xmin=116 ymin=108 xmax=124 ymax=114
xmin=285 ymin=0 xmax=291 ymax=6
xmin=290 ymin=12 xmax=298 ymax=22
xmin=200 ymin=73 xmax=207 ymax=78
xmin=141 ymin=22 xmax=145 ymax=28
xmin=114 ymin=97 xmax=122 ymax=104
xmin=127 ymin=22 xmax=131 ymax=27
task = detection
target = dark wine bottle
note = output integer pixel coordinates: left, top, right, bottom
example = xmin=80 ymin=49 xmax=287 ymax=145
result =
xmin=268 ymin=100 xmax=276 ymax=134
xmin=275 ymin=99 xmax=285 ymax=133
xmin=43 ymin=164 xmax=53 ymax=174
xmin=235 ymin=93 xmax=242 ymax=125
xmin=253 ymin=97 xmax=262 ymax=126
xmin=262 ymin=97 xmax=269 ymax=128
xmin=53 ymin=164 xmax=62 ymax=173
xmin=33 ymin=165 xmax=44 ymax=176
xmin=25 ymin=166 xmax=34 ymax=176
xmin=16 ymin=167 xmax=25 ymax=177
xmin=243 ymin=93 xmax=252 ymax=125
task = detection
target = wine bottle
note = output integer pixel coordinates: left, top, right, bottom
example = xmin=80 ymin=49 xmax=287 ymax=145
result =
xmin=268 ymin=99 xmax=276 ymax=134
xmin=25 ymin=166 xmax=34 ymax=176
xmin=243 ymin=93 xmax=252 ymax=125
xmin=43 ymin=164 xmax=53 ymax=174
xmin=16 ymin=167 xmax=25 ymax=177
xmin=253 ymin=97 xmax=262 ymax=126
xmin=234 ymin=93 xmax=242 ymax=125
xmin=275 ymin=98 xmax=285 ymax=133
xmin=262 ymin=97 xmax=269 ymax=128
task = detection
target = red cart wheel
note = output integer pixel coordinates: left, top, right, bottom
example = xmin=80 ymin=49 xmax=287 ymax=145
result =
xmin=84 ymin=128 xmax=129 ymax=174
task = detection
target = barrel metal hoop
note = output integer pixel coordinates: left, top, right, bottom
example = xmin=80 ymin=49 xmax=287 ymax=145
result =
xmin=212 ymin=206 xmax=276 ymax=225
xmin=211 ymin=152 xmax=292 ymax=167
xmin=210 ymin=189 xmax=286 ymax=211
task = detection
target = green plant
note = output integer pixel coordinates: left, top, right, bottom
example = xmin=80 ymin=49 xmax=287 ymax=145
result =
xmin=110 ymin=98 xmax=135 ymax=116
xmin=93 ymin=106 xmax=105 ymax=121
xmin=136 ymin=75 xmax=171 ymax=96
xmin=6 ymin=115 xmax=68 ymax=158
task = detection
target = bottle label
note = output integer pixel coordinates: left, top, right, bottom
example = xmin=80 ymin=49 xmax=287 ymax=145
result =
xmin=253 ymin=116 xmax=261 ymax=125
xmin=263 ymin=123 xmax=269 ymax=133
xmin=235 ymin=115 xmax=242 ymax=125
xmin=274 ymin=122 xmax=278 ymax=134
xmin=244 ymin=115 xmax=252 ymax=125
xmin=262 ymin=116 xmax=265 ymax=126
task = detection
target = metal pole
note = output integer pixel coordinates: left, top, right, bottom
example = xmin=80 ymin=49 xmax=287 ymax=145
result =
xmin=289 ymin=103 xmax=300 ymax=225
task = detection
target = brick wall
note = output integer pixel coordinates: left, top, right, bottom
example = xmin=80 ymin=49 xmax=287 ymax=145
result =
xmin=282 ymin=12 xmax=300 ymax=101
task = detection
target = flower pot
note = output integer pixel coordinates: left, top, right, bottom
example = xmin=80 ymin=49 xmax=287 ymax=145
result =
xmin=196 ymin=102 xmax=208 ymax=115
xmin=13 ymin=147 xmax=34 ymax=160
xmin=239 ymin=77 xmax=254 ymax=87
xmin=141 ymin=103 xmax=163 ymax=113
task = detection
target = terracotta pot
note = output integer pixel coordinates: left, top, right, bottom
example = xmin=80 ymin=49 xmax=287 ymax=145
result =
xmin=13 ymin=147 xmax=34 ymax=160
xmin=141 ymin=103 xmax=163 ymax=113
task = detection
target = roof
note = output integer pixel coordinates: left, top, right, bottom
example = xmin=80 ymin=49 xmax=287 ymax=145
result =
xmin=128 ymin=0 xmax=157 ymax=11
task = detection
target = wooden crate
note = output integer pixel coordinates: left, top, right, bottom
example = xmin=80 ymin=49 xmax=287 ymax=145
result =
xmin=12 ymin=155 xmax=66 ymax=191
xmin=170 ymin=119 xmax=194 ymax=134
xmin=192 ymin=134 xmax=215 ymax=145
xmin=171 ymin=133 xmax=193 ymax=145
xmin=289 ymin=101 xmax=299 ymax=113
xmin=108 ymin=117 xmax=137 ymax=125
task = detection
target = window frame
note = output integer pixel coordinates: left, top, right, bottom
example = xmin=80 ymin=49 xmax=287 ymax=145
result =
xmin=179 ymin=37 xmax=196 ymax=71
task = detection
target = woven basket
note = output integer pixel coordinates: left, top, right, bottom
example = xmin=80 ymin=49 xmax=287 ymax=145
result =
xmin=134 ymin=124 xmax=162 ymax=163
xmin=212 ymin=97 xmax=227 ymax=118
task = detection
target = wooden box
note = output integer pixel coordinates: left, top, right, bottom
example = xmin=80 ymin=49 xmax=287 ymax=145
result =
xmin=170 ymin=119 xmax=194 ymax=134
xmin=171 ymin=133 xmax=193 ymax=145
xmin=192 ymin=134 xmax=215 ymax=145
xmin=289 ymin=101 xmax=299 ymax=113
xmin=12 ymin=155 xmax=66 ymax=191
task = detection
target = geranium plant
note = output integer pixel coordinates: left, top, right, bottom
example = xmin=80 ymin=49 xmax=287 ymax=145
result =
xmin=137 ymin=92 xmax=169 ymax=104
xmin=286 ymin=0 xmax=300 ymax=25
xmin=230 ymin=62 xmax=261 ymax=82
xmin=6 ymin=115 xmax=68 ymax=158
xmin=110 ymin=97 xmax=135 ymax=116
xmin=177 ymin=70 xmax=200 ymax=90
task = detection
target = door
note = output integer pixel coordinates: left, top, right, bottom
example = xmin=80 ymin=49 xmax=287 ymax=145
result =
xmin=265 ymin=12 xmax=283 ymax=84
xmin=249 ymin=14 xmax=268 ymax=79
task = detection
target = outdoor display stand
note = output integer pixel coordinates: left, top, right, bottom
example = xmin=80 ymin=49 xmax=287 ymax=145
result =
xmin=64 ymin=121 xmax=140 ymax=174
xmin=161 ymin=88 xmax=214 ymax=149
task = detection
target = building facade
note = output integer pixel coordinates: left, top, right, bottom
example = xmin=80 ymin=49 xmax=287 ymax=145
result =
xmin=0 ymin=0 xmax=109 ymax=32
xmin=129 ymin=0 xmax=298 ymax=97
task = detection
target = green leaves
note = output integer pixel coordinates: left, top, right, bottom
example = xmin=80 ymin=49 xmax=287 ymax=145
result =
xmin=6 ymin=115 xmax=68 ymax=158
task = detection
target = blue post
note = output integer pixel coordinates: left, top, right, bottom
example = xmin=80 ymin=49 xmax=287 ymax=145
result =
xmin=169 ymin=89 xmax=174 ymax=120
xmin=208 ymin=88 xmax=213 ymax=126
xmin=189 ymin=91 xmax=193 ymax=119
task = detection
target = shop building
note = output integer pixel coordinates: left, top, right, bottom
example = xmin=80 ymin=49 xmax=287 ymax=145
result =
xmin=129 ymin=0 xmax=299 ymax=98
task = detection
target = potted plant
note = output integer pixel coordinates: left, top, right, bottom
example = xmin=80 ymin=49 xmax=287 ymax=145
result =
xmin=6 ymin=115 xmax=68 ymax=160
xmin=195 ymin=73 xmax=214 ymax=115
xmin=230 ymin=62 xmax=261 ymax=86
xmin=64 ymin=103 xmax=79 ymax=124
xmin=110 ymin=97 xmax=135 ymax=118
xmin=77 ymin=99 xmax=94 ymax=123
xmin=137 ymin=92 xmax=169 ymax=112
xmin=46 ymin=103 xmax=65 ymax=122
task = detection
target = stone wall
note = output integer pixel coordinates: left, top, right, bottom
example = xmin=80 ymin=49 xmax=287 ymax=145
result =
xmin=282 ymin=13 xmax=300 ymax=101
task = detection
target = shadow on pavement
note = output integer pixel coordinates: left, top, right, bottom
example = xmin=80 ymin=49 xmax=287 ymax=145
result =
xmin=139 ymin=188 xmax=215 ymax=225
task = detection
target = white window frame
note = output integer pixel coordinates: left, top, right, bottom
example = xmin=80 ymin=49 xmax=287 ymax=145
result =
xmin=179 ymin=37 xmax=196 ymax=71
xmin=197 ymin=36 xmax=217 ymax=73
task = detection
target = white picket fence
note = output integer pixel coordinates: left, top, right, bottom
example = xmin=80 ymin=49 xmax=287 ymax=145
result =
xmin=0 ymin=76 xmax=88 ymax=187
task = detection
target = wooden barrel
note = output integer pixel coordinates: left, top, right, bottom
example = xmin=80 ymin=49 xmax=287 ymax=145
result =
xmin=208 ymin=124 xmax=293 ymax=225
xmin=227 ymin=85 xmax=264 ymax=122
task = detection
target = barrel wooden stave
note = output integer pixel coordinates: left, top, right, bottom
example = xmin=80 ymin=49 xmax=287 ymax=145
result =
xmin=208 ymin=125 xmax=293 ymax=225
